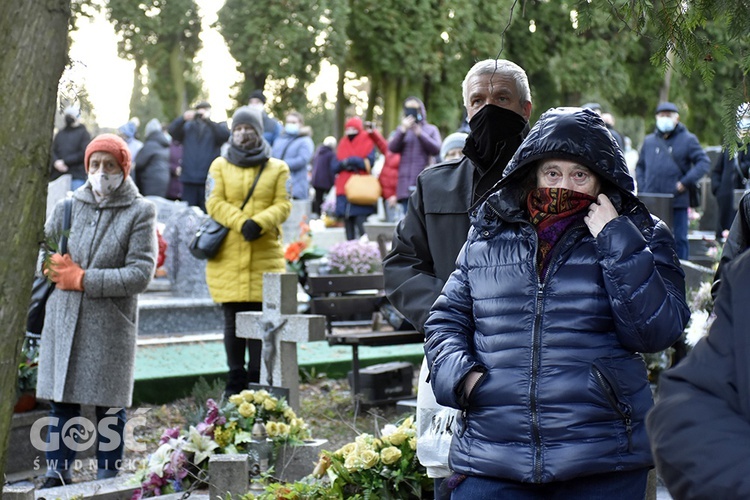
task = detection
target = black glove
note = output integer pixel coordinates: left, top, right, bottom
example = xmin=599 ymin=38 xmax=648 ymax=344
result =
xmin=241 ymin=219 xmax=262 ymax=241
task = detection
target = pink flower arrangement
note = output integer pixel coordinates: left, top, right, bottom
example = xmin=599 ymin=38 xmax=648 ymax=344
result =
xmin=326 ymin=240 xmax=382 ymax=275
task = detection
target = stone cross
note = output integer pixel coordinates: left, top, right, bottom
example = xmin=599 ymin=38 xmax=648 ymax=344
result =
xmin=236 ymin=272 xmax=326 ymax=410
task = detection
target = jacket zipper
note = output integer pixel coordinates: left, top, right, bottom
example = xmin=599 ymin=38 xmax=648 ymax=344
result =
xmin=530 ymin=281 xmax=544 ymax=482
xmin=532 ymin=221 xmax=586 ymax=481
xmin=593 ymin=366 xmax=633 ymax=452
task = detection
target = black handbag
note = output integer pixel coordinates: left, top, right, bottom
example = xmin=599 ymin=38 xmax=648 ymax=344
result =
xmin=27 ymin=197 xmax=72 ymax=336
xmin=188 ymin=163 xmax=266 ymax=260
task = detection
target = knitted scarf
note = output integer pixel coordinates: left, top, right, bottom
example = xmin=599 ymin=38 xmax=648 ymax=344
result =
xmin=527 ymin=187 xmax=595 ymax=277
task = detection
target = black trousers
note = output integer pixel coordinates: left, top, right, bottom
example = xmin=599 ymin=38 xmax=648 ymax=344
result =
xmin=222 ymin=302 xmax=262 ymax=392
xmin=312 ymin=187 xmax=328 ymax=216
xmin=345 ymin=215 xmax=368 ymax=240
xmin=182 ymin=182 xmax=206 ymax=212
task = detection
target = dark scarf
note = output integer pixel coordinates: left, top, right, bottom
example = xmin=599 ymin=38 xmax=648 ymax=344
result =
xmin=462 ymin=105 xmax=528 ymax=203
xmin=528 ymin=187 xmax=596 ymax=277
xmin=224 ymin=138 xmax=272 ymax=167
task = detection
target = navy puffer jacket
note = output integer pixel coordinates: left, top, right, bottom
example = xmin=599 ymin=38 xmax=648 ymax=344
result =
xmin=424 ymin=107 xmax=690 ymax=484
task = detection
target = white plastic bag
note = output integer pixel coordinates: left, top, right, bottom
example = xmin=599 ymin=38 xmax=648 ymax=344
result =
xmin=416 ymin=357 xmax=458 ymax=478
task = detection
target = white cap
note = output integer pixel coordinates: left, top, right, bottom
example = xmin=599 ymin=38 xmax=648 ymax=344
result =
xmin=63 ymin=105 xmax=80 ymax=118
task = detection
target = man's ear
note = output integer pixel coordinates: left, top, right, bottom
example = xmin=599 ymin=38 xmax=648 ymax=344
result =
xmin=522 ymin=101 xmax=532 ymax=122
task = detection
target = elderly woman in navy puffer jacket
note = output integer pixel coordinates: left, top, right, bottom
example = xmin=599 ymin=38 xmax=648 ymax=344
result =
xmin=424 ymin=107 xmax=690 ymax=499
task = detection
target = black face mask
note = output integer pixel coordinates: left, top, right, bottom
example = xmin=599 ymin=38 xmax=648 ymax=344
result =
xmin=64 ymin=115 xmax=76 ymax=126
xmin=347 ymin=132 xmax=358 ymax=141
xmin=463 ymin=105 xmax=527 ymax=169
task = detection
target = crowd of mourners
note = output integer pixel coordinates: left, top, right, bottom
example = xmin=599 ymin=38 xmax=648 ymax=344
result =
xmin=40 ymin=57 xmax=750 ymax=499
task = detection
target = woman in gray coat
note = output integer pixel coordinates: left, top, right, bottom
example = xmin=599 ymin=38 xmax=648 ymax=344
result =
xmin=37 ymin=134 xmax=157 ymax=487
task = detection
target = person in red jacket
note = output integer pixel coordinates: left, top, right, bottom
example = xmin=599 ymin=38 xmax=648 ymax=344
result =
xmin=365 ymin=121 xmax=402 ymax=222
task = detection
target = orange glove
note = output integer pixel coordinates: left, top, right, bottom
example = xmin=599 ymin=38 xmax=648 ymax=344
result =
xmin=45 ymin=253 xmax=85 ymax=291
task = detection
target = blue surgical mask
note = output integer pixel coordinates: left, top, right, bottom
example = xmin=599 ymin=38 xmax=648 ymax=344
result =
xmin=285 ymin=123 xmax=299 ymax=135
xmin=656 ymin=116 xmax=676 ymax=134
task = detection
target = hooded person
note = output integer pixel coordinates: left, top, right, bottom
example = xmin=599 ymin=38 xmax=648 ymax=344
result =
xmin=204 ymin=106 xmax=291 ymax=396
xmin=439 ymin=132 xmax=469 ymax=162
xmin=117 ymin=119 xmax=144 ymax=165
xmin=37 ymin=133 xmax=158 ymax=488
xmin=134 ymin=118 xmax=170 ymax=197
xmin=423 ymin=107 xmax=690 ymax=498
xmin=333 ymin=116 xmax=378 ymax=240
xmin=247 ymin=89 xmax=283 ymax=146
xmin=387 ymin=96 xmax=442 ymax=211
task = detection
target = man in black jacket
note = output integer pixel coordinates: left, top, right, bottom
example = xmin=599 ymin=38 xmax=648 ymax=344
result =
xmin=51 ymin=105 xmax=91 ymax=190
xmin=647 ymin=249 xmax=750 ymax=499
xmin=168 ymin=101 xmax=230 ymax=211
xmin=382 ymin=58 xmax=532 ymax=499
xmin=384 ymin=59 xmax=532 ymax=332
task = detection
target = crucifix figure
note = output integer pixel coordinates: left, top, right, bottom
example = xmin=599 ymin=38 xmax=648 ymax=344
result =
xmin=236 ymin=273 xmax=326 ymax=410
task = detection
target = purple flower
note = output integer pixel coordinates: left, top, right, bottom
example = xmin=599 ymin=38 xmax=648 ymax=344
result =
xmin=159 ymin=427 xmax=180 ymax=445
xmin=165 ymin=450 xmax=189 ymax=480
xmin=327 ymin=240 xmax=382 ymax=274
xmin=204 ymin=398 xmax=220 ymax=425
xmin=195 ymin=421 xmax=214 ymax=437
xmin=144 ymin=473 xmax=168 ymax=496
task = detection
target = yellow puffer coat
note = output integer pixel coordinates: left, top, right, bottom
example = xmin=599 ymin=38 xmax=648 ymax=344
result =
xmin=205 ymin=156 xmax=291 ymax=303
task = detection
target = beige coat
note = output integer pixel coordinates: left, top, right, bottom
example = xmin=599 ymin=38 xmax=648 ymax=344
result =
xmin=36 ymin=178 xmax=157 ymax=407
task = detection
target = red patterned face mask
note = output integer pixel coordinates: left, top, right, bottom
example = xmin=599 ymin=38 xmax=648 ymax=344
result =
xmin=527 ymin=187 xmax=596 ymax=277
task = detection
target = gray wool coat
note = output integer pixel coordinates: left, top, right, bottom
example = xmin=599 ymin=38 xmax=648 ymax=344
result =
xmin=36 ymin=177 xmax=157 ymax=408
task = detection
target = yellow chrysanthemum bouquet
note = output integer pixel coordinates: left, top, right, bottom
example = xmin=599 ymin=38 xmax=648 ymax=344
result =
xmin=312 ymin=416 xmax=431 ymax=499
xmin=218 ymin=389 xmax=311 ymax=452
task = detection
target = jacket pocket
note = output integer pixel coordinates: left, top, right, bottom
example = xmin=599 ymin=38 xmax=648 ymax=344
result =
xmin=592 ymin=360 xmax=633 ymax=452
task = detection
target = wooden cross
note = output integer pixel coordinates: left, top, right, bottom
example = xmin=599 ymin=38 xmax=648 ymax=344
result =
xmin=236 ymin=273 xmax=326 ymax=410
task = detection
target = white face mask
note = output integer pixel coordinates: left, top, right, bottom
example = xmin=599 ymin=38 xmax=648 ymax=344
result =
xmin=89 ymin=172 xmax=124 ymax=200
xmin=656 ymin=116 xmax=677 ymax=134
xmin=285 ymin=123 xmax=300 ymax=135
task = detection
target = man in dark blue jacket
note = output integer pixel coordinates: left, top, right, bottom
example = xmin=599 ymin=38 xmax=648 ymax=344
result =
xmin=168 ymin=101 xmax=230 ymax=211
xmin=636 ymin=101 xmax=710 ymax=259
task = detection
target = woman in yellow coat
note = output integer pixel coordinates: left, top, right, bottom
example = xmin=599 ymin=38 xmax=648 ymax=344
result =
xmin=205 ymin=106 xmax=291 ymax=395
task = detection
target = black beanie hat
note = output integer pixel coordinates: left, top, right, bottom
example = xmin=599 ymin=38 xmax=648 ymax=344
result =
xmin=232 ymin=106 xmax=264 ymax=135
xmin=249 ymin=90 xmax=266 ymax=104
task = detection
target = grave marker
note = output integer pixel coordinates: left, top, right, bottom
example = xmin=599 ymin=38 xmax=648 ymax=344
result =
xmin=236 ymin=273 xmax=326 ymax=410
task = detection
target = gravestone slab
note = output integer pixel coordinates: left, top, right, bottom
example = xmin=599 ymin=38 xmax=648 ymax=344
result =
xmin=700 ymin=146 xmax=723 ymax=232
xmin=137 ymin=296 xmax=223 ymax=336
xmin=32 ymin=475 xmax=136 ymax=500
xmin=145 ymin=196 xmax=188 ymax=226
xmin=639 ymin=193 xmax=674 ymax=230
xmin=163 ymin=206 xmax=210 ymax=298
xmin=364 ymin=222 xmax=398 ymax=258
xmin=681 ymin=259 xmax=714 ymax=291
xmin=209 ymin=454 xmax=249 ymax=500
xmin=3 ymin=485 xmax=34 ymax=500
xmin=310 ymin=227 xmax=346 ymax=252
xmin=236 ymin=273 xmax=326 ymax=410
xmin=274 ymin=439 xmax=328 ymax=483
xmin=46 ymin=174 xmax=71 ymax=219
xmin=282 ymin=199 xmax=311 ymax=245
